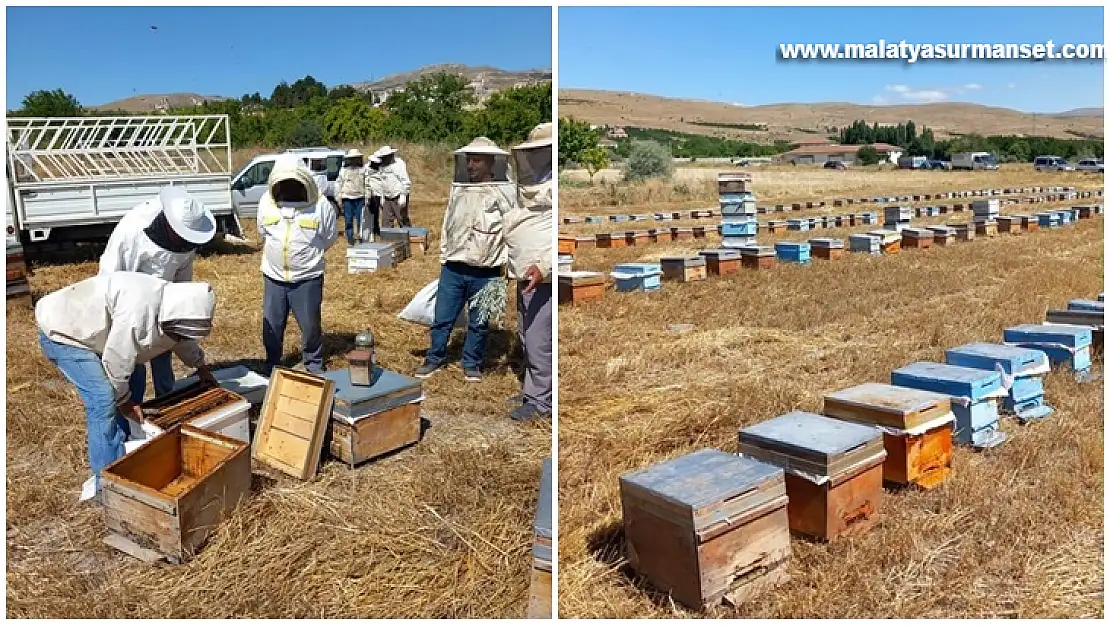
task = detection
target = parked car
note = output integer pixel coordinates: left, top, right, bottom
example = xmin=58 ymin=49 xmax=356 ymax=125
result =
xmin=922 ymin=160 xmax=952 ymax=171
xmin=231 ymin=148 xmax=345 ymax=218
xmin=1033 ymin=155 xmax=1074 ymax=172
xmin=824 ymin=160 xmax=847 ymax=170
xmin=951 ymin=152 xmax=999 ymax=170
xmin=1075 ymin=158 xmax=1104 ymax=173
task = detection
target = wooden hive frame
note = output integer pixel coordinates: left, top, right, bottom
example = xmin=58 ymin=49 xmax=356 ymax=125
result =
xmin=252 ymin=369 xmax=335 ymax=481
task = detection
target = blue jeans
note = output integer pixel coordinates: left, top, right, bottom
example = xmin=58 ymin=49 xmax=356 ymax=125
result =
xmin=263 ymin=274 xmax=325 ymax=375
xmin=426 ymin=262 xmax=501 ymax=370
xmin=342 ymin=197 xmax=365 ymax=245
xmin=128 ymin=350 xmax=175 ymax=404
xmin=38 ymin=331 xmax=127 ymax=492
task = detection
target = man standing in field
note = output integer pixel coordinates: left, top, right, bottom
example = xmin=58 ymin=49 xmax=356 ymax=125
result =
xmin=362 ymin=154 xmax=384 ymax=242
xmin=416 ymin=137 xmax=514 ymax=382
xmin=504 ymin=122 xmax=553 ymax=422
xmin=35 ymin=273 xmax=217 ymax=498
xmin=375 ymin=145 xmax=413 ymax=228
xmin=257 ymin=156 xmax=338 ymax=375
xmin=98 ymin=186 xmax=217 ymax=404
xmin=334 ymin=148 xmax=367 ymax=245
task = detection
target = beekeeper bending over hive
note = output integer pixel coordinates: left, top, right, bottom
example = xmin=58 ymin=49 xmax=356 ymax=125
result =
xmin=99 ymin=186 xmax=217 ymax=404
xmin=257 ymin=155 xmax=338 ymax=375
xmin=416 ymin=137 xmax=515 ymax=382
xmin=35 ymin=273 xmax=218 ymax=499
xmin=503 ymin=122 xmax=553 ymax=422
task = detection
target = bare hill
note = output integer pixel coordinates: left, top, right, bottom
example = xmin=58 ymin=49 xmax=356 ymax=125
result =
xmin=1056 ymin=107 xmax=1104 ymax=118
xmin=91 ymin=93 xmax=228 ymax=113
xmin=351 ymin=63 xmax=551 ymax=93
xmin=560 ymin=89 xmax=1104 ymax=141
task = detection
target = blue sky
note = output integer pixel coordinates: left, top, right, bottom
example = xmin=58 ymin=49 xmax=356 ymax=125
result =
xmin=6 ymin=6 xmax=552 ymax=110
xmin=559 ymin=6 xmax=1104 ymax=113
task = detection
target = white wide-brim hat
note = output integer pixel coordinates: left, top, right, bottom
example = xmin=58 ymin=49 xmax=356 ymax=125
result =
xmin=345 ymin=148 xmax=364 ymax=159
xmin=159 ymin=186 xmax=216 ymax=246
xmin=373 ymin=145 xmax=399 ymax=158
xmin=514 ymin=122 xmax=553 ymax=150
xmin=454 ymin=136 xmax=509 ymax=156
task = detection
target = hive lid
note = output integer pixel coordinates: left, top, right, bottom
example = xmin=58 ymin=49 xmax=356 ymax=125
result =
xmin=1004 ymin=323 xmax=1093 ymax=349
xmin=612 ymin=263 xmax=663 ymax=276
xmin=698 ymin=248 xmax=741 ymax=259
xmin=891 ymin=362 xmax=1003 ymax=401
xmin=823 ymin=382 xmax=952 ymax=430
xmin=945 ymin=342 xmax=1049 ymax=376
xmin=620 ymin=449 xmax=784 ymax=531
xmin=1068 ymin=299 xmax=1104 ymax=312
xmin=660 ymin=256 xmax=706 ymax=266
xmin=322 ymin=367 xmax=421 ymax=412
xmin=1046 ymin=309 xmax=1104 ymax=329
xmin=738 ymin=411 xmax=884 ymax=478
xmin=253 ymin=369 xmax=335 ymax=480
xmin=808 ymin=238 xmax=844 ymax=248
xmin=533 ymin=457 xmax=552 ymax=565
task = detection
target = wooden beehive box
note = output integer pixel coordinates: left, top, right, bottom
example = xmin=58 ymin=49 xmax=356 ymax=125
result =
xmin=868 ymin=230 xmax=901 ymax=255
xmin=406 ymin=227 xmax=430 ymax=254
xmin=741 ymin=246 xmax=776 ymax=270
xmin=575 ymin=235 xmax=596 ymax=249
xmin=558 ymin=271 xmax=606 ymax=305
xmin=558 ymin=235 xmax=577 ymax=255
xmin=717 ymin=173 xmax=753 ymax=194
xmin=822 ymin=383 xmax=954 ymax=489
xmin=699 ymin=249 xmax=742 ymax=276
xmin=671 ymin=227 xmax=695 ymax=241
xmin=630 ymin=230 xmax=652 ymax=246
xmin=526 ymin=457 xmax=553 ymax=618
xmin=140 ymin=381 xmax=251 ymax=443
xmin=927 ymin=226 xmax=956 ymax=247
xmin=809 ymin=238 xmax=844 ymax=261
xmin=1019 ymin=215 xmax=1040 ymax=232
xmin=322 ymin=368 xmax=423 ymax=467
xmin=901 ymin=228 xmax=933 ymax=249
xmin=378 ymin=229 xmax=412 ymax=263
xmin=1004 ymin=323 xmax=1093 ymax=375
xmin=949 ymin=223 xmax=976 ymax=242
xmin=661 ymin=256 xmax=707 ymax=282
xmin=739 ymin=411 xmax=886 ymax=542
xmin=252 ymin=369 xmax=335 ymax=480
xmin=974 ymin=220 xmax=998 ymax=237
xmin=620 ymin=449 xmax=790 ymax=611
xmin=596 ymin=233 xmax=626 ymax=249
xmin=997 ymin=216 xmax=1018 ymax=234
xmin=101 ymin=425 xmax=251 ymax=563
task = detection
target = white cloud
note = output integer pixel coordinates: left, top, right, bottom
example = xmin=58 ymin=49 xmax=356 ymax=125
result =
xmin=875 ymin=82 xmax=992 ymax=104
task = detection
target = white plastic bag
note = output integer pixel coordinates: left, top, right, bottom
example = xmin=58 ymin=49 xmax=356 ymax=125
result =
xmin=397 ymin=279 xmax=467 ymax=328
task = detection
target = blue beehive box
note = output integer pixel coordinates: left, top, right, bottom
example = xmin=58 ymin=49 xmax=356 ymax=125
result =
xmin=786 ymin=219 xmax=810 ymax=232
xmin=612 ymin=215 xmax=631 ymax=223
xmin=891 ymin=362 xmax=1006 ymax=448
xmin=775 ymin=242 xmax=811 ymax=264
xmin=610 ymin=263 xmax=662 ymax=293
xmin=1037 ymin=212 xmax=1061 ymax=228
xmin=585 ymin=216 xmax=604 ymax=224
xmin=861 ymin=212 xmax=879 ymax=225
xmin=848 ymin=233 xmax=880 ymax=255
xmin=721 ymin=220 xmax=758 ymax=237
xmin=1057 ymin=210 xmax=1072 ymax=225
xmin=944 ymin=343 xmax=1053 ymax=422
xmin=1068 ymin=299 xmax=1104 ymax=312
xmin=1004 ymin=323 xmax=1093 ymax=378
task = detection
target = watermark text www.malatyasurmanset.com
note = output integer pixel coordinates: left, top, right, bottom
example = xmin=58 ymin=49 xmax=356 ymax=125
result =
xmin=779 ymin=40 xmax=1104 ymax=63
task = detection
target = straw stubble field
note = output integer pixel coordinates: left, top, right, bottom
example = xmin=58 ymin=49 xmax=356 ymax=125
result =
xmin=6 ymin=145 xmax=549 ymax=618
xmin=557 ymin=168 xmax=1105 ymax=618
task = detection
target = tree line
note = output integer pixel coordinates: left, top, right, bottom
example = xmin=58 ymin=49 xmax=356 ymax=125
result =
xmin=11 ymin=74 xmax=552 ymax=150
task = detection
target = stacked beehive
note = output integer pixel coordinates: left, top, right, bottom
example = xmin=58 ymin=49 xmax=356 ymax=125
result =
xmin=1004 ymin=323 xmax=1094 ymax=381
xmin=890 ymin=362 xmax=1008 ymax=449
xmin=972 ymin=199 xmax=999 ymax=237
xmin=718 ymin=173 xmax=759 ymax=248
xmin=610 ymin=263 xmax=663 ymax=293
xmin=945 ymin=343 xmax=1054 ymax=422
xmin=883 ymin=206 xmax=913 ymax=232
xmin=322 ymin=367 xmax=424 ymax=467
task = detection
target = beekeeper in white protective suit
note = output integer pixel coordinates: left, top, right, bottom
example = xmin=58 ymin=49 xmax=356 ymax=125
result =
xmin=361 ymin=154 xmax=385 ymax=242
xmin=374 ymin=145 xmax=413 ymax=228
xmin=503 ymin=122 xmax=553 ymax=422
xmin=257 ymin=155 xmax=338 ymax=375
xmin=415 ymin=137 xmax=515 ymax=383
xmin=99 ymin=186 xmax=217 ymax=406
xmin=35 ymin=273 xmax=217 ymax=500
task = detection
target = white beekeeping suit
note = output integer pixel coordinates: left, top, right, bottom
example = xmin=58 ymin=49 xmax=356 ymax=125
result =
xmin=504 ymin=122 xmax=554 ymax=283
xmin=99 ymin=186 xmax=216 ymax=282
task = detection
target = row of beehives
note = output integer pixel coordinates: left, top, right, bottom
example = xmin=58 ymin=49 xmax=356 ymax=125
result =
xmin=99 ymin=362 xmax=428 ymax=564
xmin=618 ymin=294 xmax=1103 ymax=612
xmin=346 ymin=227 xmax=430 ymax=273
xmin=557 ymin=196 xmax=1103 ymax=251
xmin=556 ymin=204 xmax=1103 ymax=304
xmin=560 ymin=186 xmax=1099 ymax=225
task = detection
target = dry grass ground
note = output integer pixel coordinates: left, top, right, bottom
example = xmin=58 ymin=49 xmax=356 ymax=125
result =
xmin=560 ymin=164 xmax=1103 ymax=216
xmin=557 ymin=170 xmax=1104 ymax=618
xmin=6 ymin=146 xmax=549 ymax=618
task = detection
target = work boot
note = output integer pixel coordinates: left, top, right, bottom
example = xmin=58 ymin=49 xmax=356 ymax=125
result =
xmin=510 ymin=403 xmax=551 ymax=423
xmin=463 ymin=367 xmax=482 ymax=383
xmin=415 ymin=362 xmax=441 ymax=379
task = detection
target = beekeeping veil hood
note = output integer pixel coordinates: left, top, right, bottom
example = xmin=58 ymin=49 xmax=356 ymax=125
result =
xmin=512 ymin=122 xmax=553 ymax=208
xmin=267 ymin=154 xmax=319 ymax=208
xmin=159 ymin=281 xmax=216 ymax=340
xmin=449 ymin=136 xmax=516 ymax=215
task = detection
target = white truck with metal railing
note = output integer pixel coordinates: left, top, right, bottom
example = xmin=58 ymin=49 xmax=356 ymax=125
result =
xmin=5 ymin=115 xmax=243 ymax=260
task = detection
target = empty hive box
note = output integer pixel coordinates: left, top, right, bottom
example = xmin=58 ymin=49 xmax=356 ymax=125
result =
xmin=661 ymin=256 xmax=708 ymax=283
xmin=738 ymin=411 xmax=886 ymax=542
xmin=102 ymin=425 xmax=251 ymax=563
xmin=945 ymin=343 xmax=1053 ymax=422
xmin=741 ymin=246 xmax=776 ymax=270
xmin=558 ymin=271 xmax=606 ymax=305
xmin=890 ymin=362 xmax=1007 ymax=449
xmin=526 ymin=458 xmax=553 ymax=619
xmin=619 ymin=449 xmax=791 ymax=611
xmin=809 ymin=238 xmax=844 ymax=260
xmin=611 ymin=263 xmax=663 ymax=293
xmin=1004 ymin=323 xmax=1093 ymax=380
xmin=322 ymin=368 xmax=423 ymax=467
xmin=822 ymin=383 xmax=954 ymax=489
xmin=699 ymin=248 xmax=742 ymax=276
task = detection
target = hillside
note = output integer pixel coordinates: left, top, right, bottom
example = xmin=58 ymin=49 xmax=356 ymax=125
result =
xmin=1057 ymin=107 xmax=1104 ymax=118
xmin=91 ymin=93 xmax=228 ymax=113
xmin=559 ymin=89 xmax=1104 ymax=141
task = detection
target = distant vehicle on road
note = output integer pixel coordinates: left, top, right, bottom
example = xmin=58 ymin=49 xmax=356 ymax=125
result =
xmin=824 ymin=160 xmax=847 ymax=170
xmin=922 ymin=160 xmax=952 ymax=171
xmin=897 ymin=155 xmax=928 ymax=169
xmin=950 ymin=152 xmax=999 ymax=171
xmin=1033 ymin=155 xmax=1074 ymax=172
xmin=1076 ymin=157 xmax=1104 ymax=173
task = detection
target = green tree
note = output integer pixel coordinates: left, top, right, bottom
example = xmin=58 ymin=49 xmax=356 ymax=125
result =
xmin=465 ymin=83 xmax=552 ymax=147
xmin=580 ymin=145 xmax=611 ymax=183
xmin=558 ymin=117 xmax=600 ymax=167
xmin=323 ymin=98 xmax=387 ymax=144
xmin=856 ymin=145 xmax=881 ymax=166
xmin=383 ymin=72 xmax=474 ymax=143
xmin=623 ymin=140 xmax=673 ymax=182
xmin=288 ymin=118 xmax=324 ymax=147
xmin=17 ymin=89 xmax=82 ymax=117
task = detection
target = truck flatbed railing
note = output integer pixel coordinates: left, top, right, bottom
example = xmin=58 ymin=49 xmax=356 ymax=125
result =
xmin=6 ymin=115 xmax=231 ymax=185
